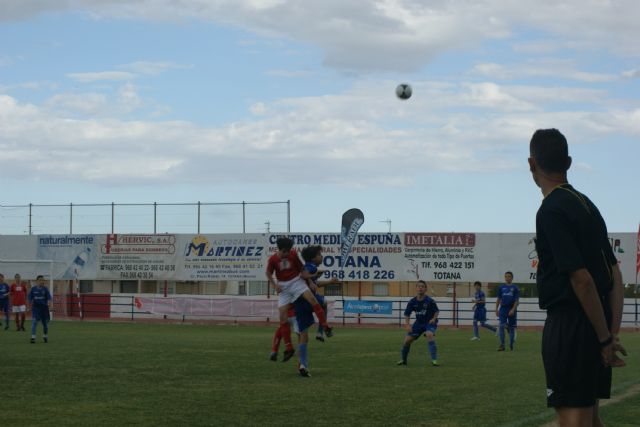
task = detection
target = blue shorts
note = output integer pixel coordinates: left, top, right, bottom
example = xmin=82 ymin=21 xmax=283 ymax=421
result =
xmin=0 ymin=298 xmax=8 ymax=313
xmin=499 ymin=307 xmax=517 ymax=327
xmin=294 ymin=297 xmax=314 ymax=333
xmin=473 ymin=306 xmax=487 ymax=322
xmin=408 ymin=322 xmax=437 ymax=338
xmin=32 ymin=306 xmax=50 ymax=322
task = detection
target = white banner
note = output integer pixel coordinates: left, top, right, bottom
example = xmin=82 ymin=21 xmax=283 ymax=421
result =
xmin=0 ymin=232 xmax=636 ymax=283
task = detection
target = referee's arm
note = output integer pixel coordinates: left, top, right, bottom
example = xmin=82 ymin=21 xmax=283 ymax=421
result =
xmin=569 ymin=268 xmax=610 ymax=344
xmin=609 ymin=263 xmax=624 ymax=336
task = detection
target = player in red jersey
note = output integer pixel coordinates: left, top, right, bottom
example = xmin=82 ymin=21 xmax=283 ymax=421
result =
xmin=266 ymin=237 xmax=333 ymax=362
xmin=10 ymin=274 xmax=28 ymax=331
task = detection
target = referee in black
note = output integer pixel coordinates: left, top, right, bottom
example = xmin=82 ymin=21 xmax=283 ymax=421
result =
xmin=528 ymin=128 xmax=627 ymax=427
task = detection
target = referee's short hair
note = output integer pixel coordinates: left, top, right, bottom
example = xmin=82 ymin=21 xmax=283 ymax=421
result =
xmin=417 ymin=280 xmax=427 ymax=286
xmin=530 ymin=128 xmax=570 ymax=173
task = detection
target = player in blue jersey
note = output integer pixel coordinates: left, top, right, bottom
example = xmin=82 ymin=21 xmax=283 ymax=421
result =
xmin=495 ymin=271 xmax=520 ymax=351
xmin=470 ymin=281 xmax=497 ymax=340
xmin=294 ymin=245 xmax=339 ymax=376
xmin=397 ymin=280 xmax=440 ymax=367
xmin=28 ymin=275 xmax=52 ymax=344
xmin=301 ymin=245 xmax=335 ymax=342
xmin=0 ymin=273 xmax=10 ymax=330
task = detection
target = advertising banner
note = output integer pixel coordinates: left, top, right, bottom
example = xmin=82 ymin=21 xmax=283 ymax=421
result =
xmin=343 ymin=300 xmax=393 ymax=315
xmin=1 ymin=232 xmax=637 ymax=283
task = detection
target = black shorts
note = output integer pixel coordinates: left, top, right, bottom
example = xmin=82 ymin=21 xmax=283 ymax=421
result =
xmin=542 ymin=305 xmax=611 ymax=408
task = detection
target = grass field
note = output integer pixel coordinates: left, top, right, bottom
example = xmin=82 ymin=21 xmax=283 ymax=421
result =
xmin=1 ymin=321 xmax=638 ymax=427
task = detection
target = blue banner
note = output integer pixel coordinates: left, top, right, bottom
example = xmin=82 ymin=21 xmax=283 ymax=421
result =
xmin=343 ymin=300 xmax=392 ymax=315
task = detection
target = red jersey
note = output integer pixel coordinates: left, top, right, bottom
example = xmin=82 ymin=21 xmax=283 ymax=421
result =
xmin=10 ymin=282 xmax=28 ymax=306
xmin=266 ymin=249 xmax=303 ymax=282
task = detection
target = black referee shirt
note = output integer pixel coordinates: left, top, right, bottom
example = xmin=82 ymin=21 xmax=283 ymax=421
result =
xmin=535 ymin=184 xmax=617 ymax=310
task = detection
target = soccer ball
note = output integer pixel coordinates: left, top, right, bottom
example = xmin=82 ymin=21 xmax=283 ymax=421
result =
xmin=395 ymin=83 xmax=412 ymax=100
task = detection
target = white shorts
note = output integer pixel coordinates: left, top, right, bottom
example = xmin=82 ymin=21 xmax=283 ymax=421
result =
xmin=277 ymin=276 xmax=309 ymax=308
xmin=12 ymin=305 xmax=26 ymax=313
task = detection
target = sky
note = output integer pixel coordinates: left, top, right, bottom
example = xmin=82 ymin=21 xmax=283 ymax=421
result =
xmin=0 ymin=0 xmax=638 ymax=235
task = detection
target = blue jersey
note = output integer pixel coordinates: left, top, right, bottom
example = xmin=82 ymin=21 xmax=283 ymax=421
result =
xmin=28 ymin=286 xmax=52 ymax=307
xmin=404 ymin=296 xmax=439 ymax=324
xmin=304 ymin=262 xmax=319 ymax=284
xmin=497 ymin=284 xmax=519 ymax=308
xmin=0 ymin=282 xmax=9 ymax=299
xmin=474 ymin=290 xmax=486 ymax=307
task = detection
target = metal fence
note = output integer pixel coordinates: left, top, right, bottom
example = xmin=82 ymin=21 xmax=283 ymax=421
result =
xmin=0 ymin=201 xmax=290 ymax=235
xmin=51 ymin=295 xmax=640 ymax=328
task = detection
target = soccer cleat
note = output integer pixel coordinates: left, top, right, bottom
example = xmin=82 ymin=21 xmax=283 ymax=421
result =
xmin=315 ymin=334 xmax=325 ymax=342
xmin=269 ymin=352 xmax=278 ymax=361
xmin=510 ymin=346 xmax=514 ymax=351
xmin=43 ymin=337 xmax=48 ymax=343
xmin=324 ymin=326 xmax=333 ymax=338
xmin=30 ymin=338 xmax=35 ymax=344
xmin=3 ymin=325 xmax=8 ymax=330
xmin=497 ymin=345 xmax=505 ymax=352
xmin=432 ymin=360 xmax=440 ymax=367
xmin=396 ymin=360 xmax=407 ymax=366
xmin=299 ymin=366 xmax=311 ymax=377
xmin=470 ymin=336 xmax=480 ymax=341
xmin=282 ymin=349 xmax=295 ymax=362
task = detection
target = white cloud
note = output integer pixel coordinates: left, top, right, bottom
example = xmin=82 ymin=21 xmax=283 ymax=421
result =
xmin=3 ymin=1 xmax=639 ymax=72
xmin=66 ymin=71 xmax=136 ymax=83
xmin=622 ymin=69 xmax=640 ymax=79
xmin=120 ymin=61 xmax=193 ymax=75
xmin=1 ymin=77 xmax=638 ymax=186
xmin=473 ymin=60 xmax=619 ymax=83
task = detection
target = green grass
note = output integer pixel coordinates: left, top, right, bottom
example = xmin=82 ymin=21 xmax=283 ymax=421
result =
xmin=0 ymin=322 xmax=638 ymax=426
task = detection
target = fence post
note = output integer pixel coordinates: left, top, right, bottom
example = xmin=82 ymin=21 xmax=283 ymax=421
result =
xmin=197 ymin=201 xmax=201 ymax=234
xmin=28 ymin=203 xmax=33 ymax=235
xmin=69 ymin=202 xmax=73 ymax=234
xmin=154 ymin=202 xmax=157 ymax=234
xmin=111 ymin=202 xmax=115 ymax=233
xmin=242 ymin=201 xmax=246 ymax=233
xmin=131 ymin=296 xmax=134 ymax=321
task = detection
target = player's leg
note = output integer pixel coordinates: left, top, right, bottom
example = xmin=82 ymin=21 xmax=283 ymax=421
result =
xmin=30 ymin=308 xmax=38 ymax=343
xmin=300 ymin=289 xmax=331 ymax=333
xmin=508 ymin=314 xmax=517 ymax=350
xmin=42 ymin=315 xmax=49 ymax=343
xmin=277 ymin=299 xmax=295 ymax=361
xmin=20 ymin=310 xmax=26 ymax=330
xmin=481 ymin=321 xmax=497 ymax=333
xmin=479 ymin=306 xmax=496 ymax=333
xmin=471 ymin=307 xmax=482 ymax=339
xmin=14 ymin=306 xmax=20 ymax=330
xmin=2 ymin=303 xmax=8 ymax=330
xmin=316 ymin=297 xmax=327 ymax=342
xmin=555 ymin=406 xmax=595 ymax=427
xmin=425 ymin=327 xmax=439 ymax=366
xmin=497 ymin=309 xmax=507 ymax=350
xmin=270 ymin=325 xmax=282 ymax=361
xmin=592 ymin=401 xmax=604 ymax=427
xmin=298 ymin=331 xmax=310 ymax=377
xmin=398 ymin=324 xmax=421 ymax=365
